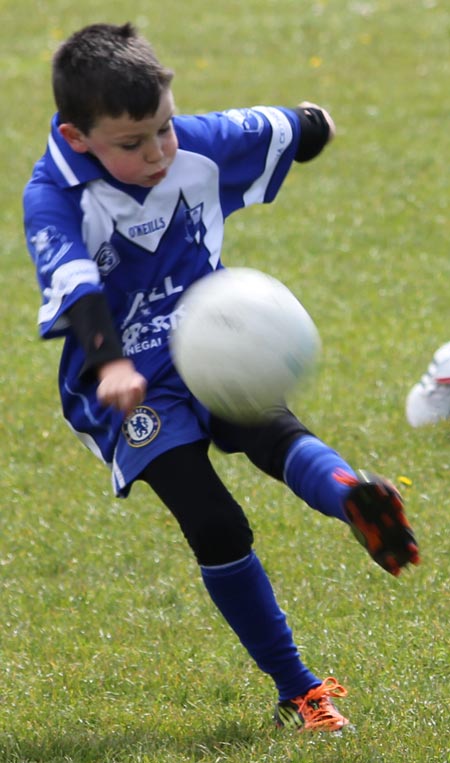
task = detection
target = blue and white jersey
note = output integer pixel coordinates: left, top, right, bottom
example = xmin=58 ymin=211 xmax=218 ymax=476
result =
xmin=23 ymin=106 xmax=301 ymax=480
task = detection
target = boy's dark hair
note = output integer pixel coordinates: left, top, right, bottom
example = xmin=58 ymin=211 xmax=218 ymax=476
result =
xmin=52 ymin=22 xmax=174 ymax=134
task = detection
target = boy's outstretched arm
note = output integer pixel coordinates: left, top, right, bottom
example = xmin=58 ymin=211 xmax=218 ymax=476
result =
xmin=66 ymin=293 xmax=147 ymax=416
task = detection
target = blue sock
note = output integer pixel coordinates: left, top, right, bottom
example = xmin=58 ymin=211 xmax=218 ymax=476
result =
xmin=201 ymin=551 xmax=320 ymax=701
xmin=283 ymin=435 xmax=357 ymax=522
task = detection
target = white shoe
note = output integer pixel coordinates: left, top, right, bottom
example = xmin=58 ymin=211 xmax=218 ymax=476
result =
xmin=406 ymin=342 xmax=450 ymax=427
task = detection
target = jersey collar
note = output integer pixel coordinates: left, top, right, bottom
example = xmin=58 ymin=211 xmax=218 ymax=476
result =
xmin=45 ymin=114 xmax=108 ymax=188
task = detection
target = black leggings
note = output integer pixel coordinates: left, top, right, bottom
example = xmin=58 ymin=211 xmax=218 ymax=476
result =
xmin=138 ymin=407 xmax=311 ymax=566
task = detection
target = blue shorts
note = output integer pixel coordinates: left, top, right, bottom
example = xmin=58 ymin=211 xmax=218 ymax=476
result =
xmin=111 ymin=375 xmax=212 ymax=496
xmin=67 ymin=371 xmax=300 ymax=498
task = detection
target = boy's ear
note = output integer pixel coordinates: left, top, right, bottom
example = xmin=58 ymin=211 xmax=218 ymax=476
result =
xmin=58 ymin=123 xmax=90 ymax=153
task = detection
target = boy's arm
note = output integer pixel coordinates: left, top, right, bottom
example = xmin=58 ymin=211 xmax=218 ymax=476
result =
xmin=293 ymin=102 xmax=336 ymax=162
xmin=67 ymin=293 xmax=147 ymax=415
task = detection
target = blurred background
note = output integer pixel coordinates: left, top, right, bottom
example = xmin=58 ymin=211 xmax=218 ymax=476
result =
xmin=0 ymin=1 xmax=448 ymax=761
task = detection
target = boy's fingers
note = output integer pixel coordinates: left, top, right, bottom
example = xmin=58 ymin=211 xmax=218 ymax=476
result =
xmin=97 ymin=373 xmax=147 ymax=413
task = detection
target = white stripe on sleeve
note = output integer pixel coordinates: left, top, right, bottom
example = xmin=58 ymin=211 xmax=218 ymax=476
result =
xmin=243 ymin=107 xmax=293 ymax=207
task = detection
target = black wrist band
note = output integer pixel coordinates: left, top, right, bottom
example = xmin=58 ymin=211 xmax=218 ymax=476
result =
xmin=66 ymin=292 xmax=124 ymax=380
xmin=293 ymin=106 xmax=331 ymax=162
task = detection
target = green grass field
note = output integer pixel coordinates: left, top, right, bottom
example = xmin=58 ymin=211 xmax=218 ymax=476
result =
xmin=1 ymin=0 xmax=449 ymax=761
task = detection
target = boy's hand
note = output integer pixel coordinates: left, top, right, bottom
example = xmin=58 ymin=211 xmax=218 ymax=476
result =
xmin=298 ymin=101 xmax=336 ymax=142
xmin=97 ymin=359 xmax=147 ymax=416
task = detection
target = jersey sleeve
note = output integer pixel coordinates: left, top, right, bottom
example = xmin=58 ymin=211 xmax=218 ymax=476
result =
xmin=174 ymin=107 xmax=301 ymax=217
xmin=23 ymin=180 xmax=103 ymax=339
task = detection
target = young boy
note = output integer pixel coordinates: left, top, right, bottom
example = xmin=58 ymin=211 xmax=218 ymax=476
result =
xmin=23 ymin=22 xmax=420 ymax=733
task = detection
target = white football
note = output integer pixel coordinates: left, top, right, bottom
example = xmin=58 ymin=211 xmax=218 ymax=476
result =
xmin=169 ymin=267 xmax=321 ymax=422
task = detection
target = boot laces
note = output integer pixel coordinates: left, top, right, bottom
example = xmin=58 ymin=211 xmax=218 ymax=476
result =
xmin=294 ymin=677 xmax=348 ymax=730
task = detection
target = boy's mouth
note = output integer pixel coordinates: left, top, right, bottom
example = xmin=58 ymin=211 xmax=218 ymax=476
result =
xmin=147 ymin=167 xmax=167 ymax=182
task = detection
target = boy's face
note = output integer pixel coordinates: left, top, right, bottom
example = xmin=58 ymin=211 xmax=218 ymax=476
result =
xmin=60 ymin=89 xmax=178 ymax=187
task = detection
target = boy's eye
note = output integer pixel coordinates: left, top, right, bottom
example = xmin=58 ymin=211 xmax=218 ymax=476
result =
xmin=121 ymin=142 xmax=141 ymax=151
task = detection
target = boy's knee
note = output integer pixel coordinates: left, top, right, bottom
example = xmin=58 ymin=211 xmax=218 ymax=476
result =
xmin=188 ymin=510 xmax=254 ymax=566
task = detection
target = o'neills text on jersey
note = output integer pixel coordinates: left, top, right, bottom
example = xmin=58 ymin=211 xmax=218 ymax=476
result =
xmin=128 ymin=217 xmax=166 ymax=238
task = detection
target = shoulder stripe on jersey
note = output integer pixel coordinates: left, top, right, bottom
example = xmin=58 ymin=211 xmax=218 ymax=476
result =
xmin=243 ymin=107 xmax=293 ymax=207
xmin=48 ymin=132 xmax=80 ymax=187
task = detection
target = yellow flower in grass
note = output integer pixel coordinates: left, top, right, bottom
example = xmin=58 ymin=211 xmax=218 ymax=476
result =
xmin=359 ymin=33 xmax=372 ymax=45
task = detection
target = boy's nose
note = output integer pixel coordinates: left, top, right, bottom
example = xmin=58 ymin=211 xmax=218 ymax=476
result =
xmin=144 ymin=141 xmax=164 ymax=164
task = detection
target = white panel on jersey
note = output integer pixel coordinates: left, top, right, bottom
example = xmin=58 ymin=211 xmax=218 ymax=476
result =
xmin=80 ymin=150 xmax=224 ymax=270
